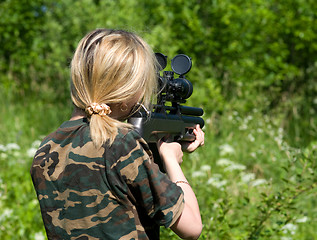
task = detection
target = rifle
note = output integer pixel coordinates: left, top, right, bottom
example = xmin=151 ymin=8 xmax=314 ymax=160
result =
xmin=128 ymin=53 xmax=204 ymax=171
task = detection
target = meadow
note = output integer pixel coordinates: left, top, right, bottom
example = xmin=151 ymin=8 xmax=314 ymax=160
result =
xmin=0 ymin=93 xmax=316 ymax=240
xmin=1 ymin=0 xmax=316 ymax=239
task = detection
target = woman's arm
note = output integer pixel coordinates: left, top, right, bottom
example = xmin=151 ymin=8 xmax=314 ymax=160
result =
xmin=158 ymin=125 xmax=204 ymax=239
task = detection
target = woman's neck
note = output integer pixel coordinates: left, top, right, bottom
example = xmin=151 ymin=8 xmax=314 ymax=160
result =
xmin=70 ymin=107 xmax=86 ymax=120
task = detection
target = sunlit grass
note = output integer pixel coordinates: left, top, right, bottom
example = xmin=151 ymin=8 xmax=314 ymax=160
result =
xmin=1 ymin=94 xmax=316 ymax=239
xmin=0 ymin=93 xmax=71 ymax=240
xmin=162 ymin=110 xmax=317 ymax=240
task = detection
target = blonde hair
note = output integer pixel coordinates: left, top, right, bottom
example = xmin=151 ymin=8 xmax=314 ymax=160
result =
xmin=70 ymin=29 xmax=157 ymax=147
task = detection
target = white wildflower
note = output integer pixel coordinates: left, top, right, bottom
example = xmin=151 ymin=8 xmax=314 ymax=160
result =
xmin=212 ymin=203 xmax=220 ymax=209
xmin=219 ymin=144 xmax=235 ymax=156
xmin=247 ymin=115 xmax=253 ymax=121
xmin=216 ymin=158 xmax=234 ymax=166
xmin=212 ymin=173 xmax=223 ymax=179
xmin=250 ymin=179 xmax=268 ymax=187
xmin=192 ymin=171 xmax=205 ymax=178
xmin=0 ymin=208 xmax=13 ymax=222
xmin=239 ymin=123 xmax=248 ymax=130
xmin=207 ymin=176 xmax=227 ymax=189
xmin=32 ymin=140 xmax=42 ymax=148
xmin=34 ymin=232 xmax=45 ymax=240
xmin=289 ymin=175 xmax=296 ymax=183
xmin=6 ymin=143 xmax=20 ymax=151
xmin=250 ymin=152 xmax=256 ymax=158
xmin=0 ymin=144 xmax=6 ymax=152
xmin=224 ymin=163 xmax=246 ymax=172
xmin=200 ymin=165 xmax=211 ymax=172
xmin=27 ymin=147 xmax=38 ymax=158
xmin=248 ymin=133 xmax=255 ymax=142
xmin=257 ymin=128 xmax=263 ymax=133
xmin=240 ymin=173 xmax=255 ymax=183
xmin=296 ymin=216 xmax=308 ymax=223
xmin=274 ymin=136 xmax=283 ymax=146
xmin=282 ymin=223 xmax=297 ymax=235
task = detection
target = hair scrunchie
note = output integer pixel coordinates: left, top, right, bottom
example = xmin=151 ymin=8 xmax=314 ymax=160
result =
xmin=85 ymin=103 xmax=112 ymax=117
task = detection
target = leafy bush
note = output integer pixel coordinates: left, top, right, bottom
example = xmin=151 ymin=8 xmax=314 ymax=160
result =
xmin=0 ymin=0 xmax=316 ymax=239
xmin=1 ymin=0 xmax=316 ymax=145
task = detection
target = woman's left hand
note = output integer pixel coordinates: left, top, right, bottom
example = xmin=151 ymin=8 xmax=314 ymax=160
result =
xmin=181 ymin=124 xmax=205 ymax=153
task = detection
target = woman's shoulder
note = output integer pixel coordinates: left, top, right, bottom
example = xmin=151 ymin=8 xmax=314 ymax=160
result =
xmin=115 ymin=127 xmax=142 ymax=143
xmin=109 ymin=127 xmax=149 ymax=153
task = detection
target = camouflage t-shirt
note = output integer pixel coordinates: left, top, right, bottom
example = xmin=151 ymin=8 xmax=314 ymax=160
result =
xmin=30 ymin=118 xmax=184 ymax=240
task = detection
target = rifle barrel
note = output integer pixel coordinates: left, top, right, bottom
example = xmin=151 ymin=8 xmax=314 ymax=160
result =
xmin=155 ymin=105 xmax=204 ymax=116
xmin=179 ymin=105 xmax=204 ymax=116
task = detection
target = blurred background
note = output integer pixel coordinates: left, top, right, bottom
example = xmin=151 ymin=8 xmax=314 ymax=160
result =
xmin=0 ymin=0 xmax=316 ymax=239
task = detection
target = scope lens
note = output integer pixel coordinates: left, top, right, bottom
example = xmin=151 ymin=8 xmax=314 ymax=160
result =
xmin=172 ymin=78 xmax=193 ymax=100
xmin=155 ymin=53 xmax=167 ymax=70
xmin=171 ymin=54 xmax=192 ymax=75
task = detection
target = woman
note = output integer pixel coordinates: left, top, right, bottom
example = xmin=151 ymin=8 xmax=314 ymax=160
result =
xmin=31 ymin=29 xmax=204 ymax=240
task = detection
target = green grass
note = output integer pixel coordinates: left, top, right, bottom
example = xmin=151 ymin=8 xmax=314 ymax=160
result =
xmin=0 ymin=94 xmax=316 ymax=240
xmin=0 ymin=93 xmax=72 ymax=240
xmin=162 ymin=110 xmax=317 ymax=239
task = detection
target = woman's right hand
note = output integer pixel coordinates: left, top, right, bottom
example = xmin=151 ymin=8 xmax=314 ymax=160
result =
xmin=157 ymin=140 xmax=183 ymax=166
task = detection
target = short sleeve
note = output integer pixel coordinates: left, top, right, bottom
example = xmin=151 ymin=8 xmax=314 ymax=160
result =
xmin=109 ymin=129 xmax=184 ymax=228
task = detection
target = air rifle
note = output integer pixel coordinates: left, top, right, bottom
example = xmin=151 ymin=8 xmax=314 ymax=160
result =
xmin=128 ymin=53 xmax=204 ymax=171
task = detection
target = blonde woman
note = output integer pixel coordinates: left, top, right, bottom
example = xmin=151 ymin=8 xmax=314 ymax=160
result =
xmin=30 ymin=29 xmax=204 ymax=240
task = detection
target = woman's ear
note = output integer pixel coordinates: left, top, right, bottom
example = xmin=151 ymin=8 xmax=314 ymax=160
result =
xmin=120 ymin=103 xmax=128 ymax=112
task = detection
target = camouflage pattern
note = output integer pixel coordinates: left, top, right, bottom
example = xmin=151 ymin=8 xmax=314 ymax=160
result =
xmin=30 ymin=118 xmax=184 ymax=240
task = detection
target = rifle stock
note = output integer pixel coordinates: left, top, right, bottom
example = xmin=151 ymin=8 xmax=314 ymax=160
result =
xmin=128 ymin=111 xmax=204 ymax=143
xmin=128 ymin=108 xmax=204 ymax=172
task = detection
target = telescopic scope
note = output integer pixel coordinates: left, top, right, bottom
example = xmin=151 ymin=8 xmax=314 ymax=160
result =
xmin=155 ymin=53 xmax=193 ymax=102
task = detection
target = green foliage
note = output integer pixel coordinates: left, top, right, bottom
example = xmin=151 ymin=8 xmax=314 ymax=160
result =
xmin=0 ymin=144 xmax=44 ymax=239
xmin=0 ymin=92 xmax=71 ymax=239
xmin=0 ymin=0 xmax=316 ymax=239
xmin=1 ymin=0 xmax=316 ymax=143
xmin=161 ymin=111 xmax=317 ymax=239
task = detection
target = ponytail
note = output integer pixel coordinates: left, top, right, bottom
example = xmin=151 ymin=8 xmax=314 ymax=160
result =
xmin=89 ymin=114 xmax=119 ymax=147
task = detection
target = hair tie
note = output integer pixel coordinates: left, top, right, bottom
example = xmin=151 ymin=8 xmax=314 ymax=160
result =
xmin=85 ymin=103 xmax=112 ymax=117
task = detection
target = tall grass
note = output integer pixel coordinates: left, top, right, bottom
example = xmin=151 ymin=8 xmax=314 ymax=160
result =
xmin=162 ymin=110 xmax=317 ymax=239
xmin=0 ymin=90 xmax=72 ymax=146
xmin=0 ymin=92 xmax=72 ymax=239
xmin=1 ymin=93 xmax=316 ymax=239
